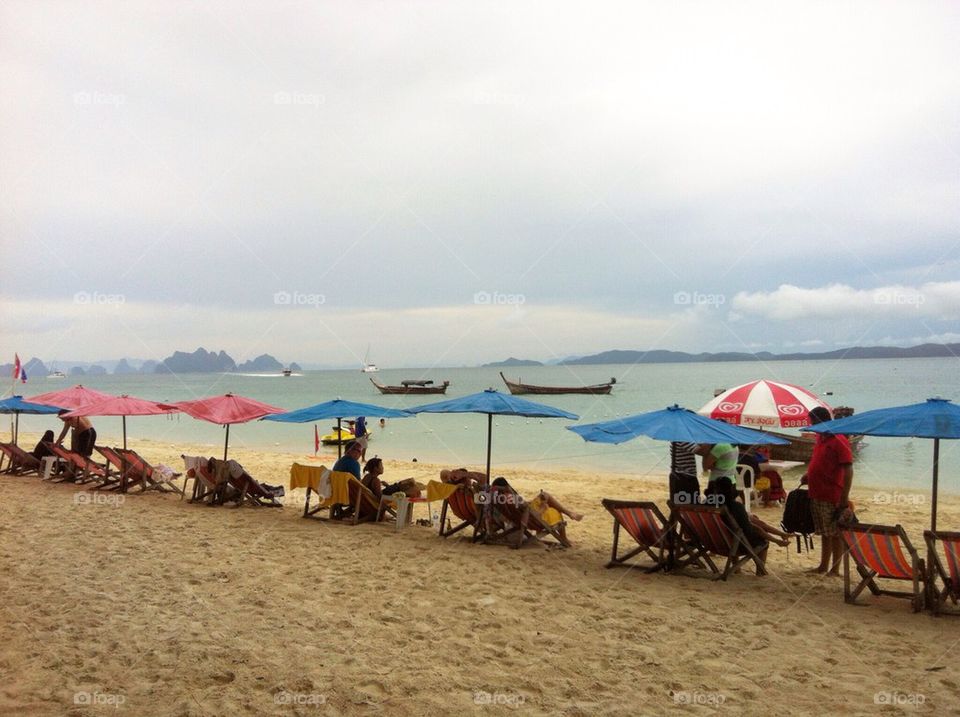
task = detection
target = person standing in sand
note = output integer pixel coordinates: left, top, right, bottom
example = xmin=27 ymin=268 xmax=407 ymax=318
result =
xmin=669 ymin=441 xmax=700 ymax=505
xmin=803 ymin=406 xmax=854 ymax=576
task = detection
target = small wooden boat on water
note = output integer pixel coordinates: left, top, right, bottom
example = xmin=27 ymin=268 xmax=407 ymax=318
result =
xmin=500 ymin=372 xmax=616 ymax=396
xmin=370 ymin=378 xmax=450 ymax=395
xmin=762 ymin=407 xmax=861 ymax=462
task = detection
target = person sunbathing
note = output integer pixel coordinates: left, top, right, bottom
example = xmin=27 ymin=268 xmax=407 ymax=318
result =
xmin=487 ymin=477 xmax=583 ymax=546
xmin=440 ymin=467 xmax=487 ymax=491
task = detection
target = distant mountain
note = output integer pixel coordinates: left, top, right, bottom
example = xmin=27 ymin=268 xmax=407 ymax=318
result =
xmin=237 ymin=354 xmax=283 ymax=372
xmin=87 ymin=365 xmax=107 ymax=375
xmin=69 ymin=366 xmax=86 ymax=376
xmin=482 ymin=357 xmax=544 ymax=367
xmin=0 ymin=357 xmax=49 ymax=377
xmin=139 ymin=360 xmax=159 ymax=374
xmin=157 ymin=348 xmax=237 ymax=374
xmin=113 ymin=358 xmax=137 ymax=374
xmin=289 ymin=362 xmax=302 ymax=372
xmin=562 ymin=343 xmax=960 ymax=365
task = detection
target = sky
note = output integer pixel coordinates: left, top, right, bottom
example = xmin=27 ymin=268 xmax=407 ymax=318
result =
xmin=1 ymin=1 xmax=959 ymax=369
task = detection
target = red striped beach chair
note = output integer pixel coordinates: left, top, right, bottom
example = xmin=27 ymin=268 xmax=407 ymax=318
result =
xmin=93 ymin=446 xmax=136 ymax=490
xmin=47 ymin=443 xmax=109 ymax=484
xmin=0 ymin=442 xmax=42 ymax=476
xmin=438 ymin=484 xmax=484 ymax=541
xmin=672 ymin=505 xmax=766 ymax=580
xmin=923 ymin=530 xmax=960 ymax=615
xmin=841 ymin=523 xmax=925 ymax=612
xmin=601 ymin=499 xmax=672 ymax=571
xmin=483 ymin=485 xmax=570 ymax=549
xmin=116 ymin=448 xmax=183 ymax=495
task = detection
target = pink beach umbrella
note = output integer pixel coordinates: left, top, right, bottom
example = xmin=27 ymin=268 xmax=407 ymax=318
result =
xmin=30 ymin=385 xmax=116 ymax=411
xmin=698 ymin=379 xmax=832 ymax=429
xmin=62 ymin=395 xmax=179 ymax=449
xmin=170 ymin=393 xmax=284 ymax=459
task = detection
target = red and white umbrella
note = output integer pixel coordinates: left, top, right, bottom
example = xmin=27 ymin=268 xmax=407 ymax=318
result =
xmin=698 ymin=379 xmax=832 ymax=429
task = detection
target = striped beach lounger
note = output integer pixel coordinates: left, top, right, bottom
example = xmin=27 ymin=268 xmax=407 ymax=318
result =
xmin=601 ymin=499 xmax=672 ymax=572
xmin=841 ymin=523 xmax=925 ymax=612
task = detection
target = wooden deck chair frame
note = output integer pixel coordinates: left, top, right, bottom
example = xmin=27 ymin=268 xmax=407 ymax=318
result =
xmin=0 ymin=442 xmax=42 ymax=476
xmin=483 ymin=486 xmax=571 ymax=549
xmin=924 ymin=530 xmax=960 ymax=615
xmin=46 ymin=443 xmax=109 ymax=484
xmin=841 ymin=523 xmax=925 ymax=613
xmin=225 ymin=471 xmax=281 ymax=507
xmin=601 ymin=499 xmax=673 ymax=571
xmin=437 ymin=484 xmax=484 ymax=541
xmin=93 ymin=446 xmax=136 ymax=491
xmin=670 ymin=505 xmax=766 ymax=580
xmin=180 ymin=457 xmax=217 ymax=503
xmin=304 ymin=471 xmax=384 ymax=525
xmin=116 ymin=448 xmax=183 ymax=496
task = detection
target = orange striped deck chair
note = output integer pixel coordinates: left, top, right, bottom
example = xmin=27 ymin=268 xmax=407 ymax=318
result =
xmin=0 ymin=442 xmax=42 ymax=476
xmin=841 ymin=523 xmax=925 ymax=612
xmin=94 ymin=446 xmax=138 ymax=491
xmin=116 ymin=448 xmax=183 ymax=495
xmin=924 ymin=530 xmax=960 ymax=615
xmin=47 ymin=443 xmax=109 ymax=484
xmin=601 ymin=499 xmax=672 ymax=571
xmin=438 ymin=484 xmax=483 ymax=541
xmin=672 ymin=505 xmax=766 ymax=580
xmin=483 ymin=485 xmax=571 ymax=549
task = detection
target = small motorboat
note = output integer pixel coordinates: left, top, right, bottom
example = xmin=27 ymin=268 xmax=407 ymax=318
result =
xmin=320 ymin=427 xmax=356 ymax=446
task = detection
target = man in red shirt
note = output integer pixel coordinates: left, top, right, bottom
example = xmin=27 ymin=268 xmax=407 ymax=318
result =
xmin=804 ymin=406 xmax=854 ymax=576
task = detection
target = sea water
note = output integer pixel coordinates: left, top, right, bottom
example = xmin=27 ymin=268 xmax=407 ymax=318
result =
xmin=8 ymin=358 xmax=958 ymax=493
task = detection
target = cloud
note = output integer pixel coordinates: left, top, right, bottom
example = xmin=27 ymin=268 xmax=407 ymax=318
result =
xmin=732 ymin=282 xmax=960 ymax=321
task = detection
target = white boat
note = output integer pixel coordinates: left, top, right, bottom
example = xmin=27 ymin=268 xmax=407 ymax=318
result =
xmin=48 ymin=370 xmax=66 ymax=379
xmin=360 ymin=345 xmax=379 ymax=373
xmin=281 ymin=368 xmax=292 ymax=377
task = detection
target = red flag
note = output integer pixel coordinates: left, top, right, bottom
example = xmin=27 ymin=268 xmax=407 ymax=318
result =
xmin=314 ymin=425 xmax=320 ymax=454
xmin=12 ymin=354 xmax=21 ymax=379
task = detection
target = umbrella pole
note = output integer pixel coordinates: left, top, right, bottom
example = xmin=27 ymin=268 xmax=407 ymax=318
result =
xmin=485 ymin=413 xmax=493 ymax=485
xmin=14 ymin=413 xmax=19 ymax=446
xmin=224 ymin=424 xmax=230 ymax=461
xmin=337 ymin=418 xmax=343 ymax=459
xmin=122 ymin=416 xmax=127 ymax=451
xmin=932 ymin=438 xmax=940 ymax=533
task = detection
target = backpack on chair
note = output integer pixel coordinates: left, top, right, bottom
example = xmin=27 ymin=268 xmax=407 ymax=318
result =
xmin=781 ymin=481 xmax=816 ymax=553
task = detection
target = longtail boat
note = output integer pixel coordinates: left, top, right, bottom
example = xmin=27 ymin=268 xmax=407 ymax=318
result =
xmin=762 ymin=408 xmax=861 ymax=463
xmin=370 ymin=378 xmax=450 ymax=395
xmin=499 ymin=372 xmax=616 ymax=396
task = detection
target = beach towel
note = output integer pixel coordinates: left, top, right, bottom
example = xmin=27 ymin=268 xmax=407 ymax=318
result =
xmin=182 ymin=455 xmax=207 ymax=475
xmin=426 ymin=480 xmax=458 ymax=502
xmin=316 ymin=471 xmax=351 ymax=507
xmin=289 ymin=463 xmax=327 ymax=493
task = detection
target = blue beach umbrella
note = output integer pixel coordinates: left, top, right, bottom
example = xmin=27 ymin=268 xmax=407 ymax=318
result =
xmin=808 ymin=398 xmax=960 ymax=531
xmin=569 ymin=405 xmax=792 ymax=446
xmin=0 ymin=395 xmax=62 ymax=445
xmin=264 ymin=398 xmax=411 ymax=457
xmin=406 ymin=389 xmax=579 ymax=482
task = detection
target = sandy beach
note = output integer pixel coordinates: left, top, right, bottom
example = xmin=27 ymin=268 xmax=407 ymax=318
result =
xmin=2 ymin=432 xmax=958 ymax=716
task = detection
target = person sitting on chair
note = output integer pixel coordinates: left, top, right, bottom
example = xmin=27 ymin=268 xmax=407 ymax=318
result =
xmin=704 ymin=478 xmax=770 ymax=566
xmin=332 ymin=441 xmax=363 ymax=481
xmin=488 ymin=477 xmax=583 ymax=546
xmin=31 ymin=430 xmax=56 ymax=460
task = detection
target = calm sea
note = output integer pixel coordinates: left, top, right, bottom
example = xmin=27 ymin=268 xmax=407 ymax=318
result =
xmin=8 ymin=358 xmax=959 ymax=492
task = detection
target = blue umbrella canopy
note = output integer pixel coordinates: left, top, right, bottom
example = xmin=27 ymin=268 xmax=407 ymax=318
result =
xmin=263 ymin=398 xmax=411 ymax=458
xmin=406 ymin=389 xmax=579 ymax=481
xmin=0 ymin=395 xmax=62 ymax=446
xmin=263 ymin=399 xmax=411 ymax=423
xmin=808 ymin=398 xmax=960 ymax=531
xmin=406 ymin=389 xmax=578 ymax=420
xmin=569 ymin=405 xmax=790 ymax=445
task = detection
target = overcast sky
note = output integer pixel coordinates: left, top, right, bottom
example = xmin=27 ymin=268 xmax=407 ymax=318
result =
xmin=1 ymin=1 xmax=958 ymax=368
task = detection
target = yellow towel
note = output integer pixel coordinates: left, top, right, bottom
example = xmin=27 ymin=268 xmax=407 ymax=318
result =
xmin=530 ymin=496 xmax=562 ymax=527
xmin=290 ymin=463 xmax=326 ymax=492
xmin=317 ymin=471 xmax=353 ymax=507
xmin=426 ymin=480 xmax=458 ymax=503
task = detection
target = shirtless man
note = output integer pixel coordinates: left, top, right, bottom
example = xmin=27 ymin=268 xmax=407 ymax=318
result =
xmin=56 ymin=410 xmax=97 ymax=457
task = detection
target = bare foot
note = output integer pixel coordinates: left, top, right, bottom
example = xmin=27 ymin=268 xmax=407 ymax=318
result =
xmin=569 ymin=511 xmax=584 ymax=522
xmin=806 ymin=566 xmax=827 ymax=574
xmin=826 ymin=569 xmax=841 ymax=577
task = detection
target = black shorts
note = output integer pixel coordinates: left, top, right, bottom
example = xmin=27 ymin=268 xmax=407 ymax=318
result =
xmin=76 ymin=428 xmax=97 ymax=457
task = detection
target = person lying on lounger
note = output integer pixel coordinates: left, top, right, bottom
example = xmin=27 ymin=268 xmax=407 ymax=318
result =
xmin=440 ymin=467 xmax=487 ymax=491
xmin=486 ymin=477 xmax=583 ymax=546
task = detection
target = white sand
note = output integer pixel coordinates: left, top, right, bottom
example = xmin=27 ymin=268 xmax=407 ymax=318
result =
xmin=1 ymin=433 xmax=957 ymax=715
